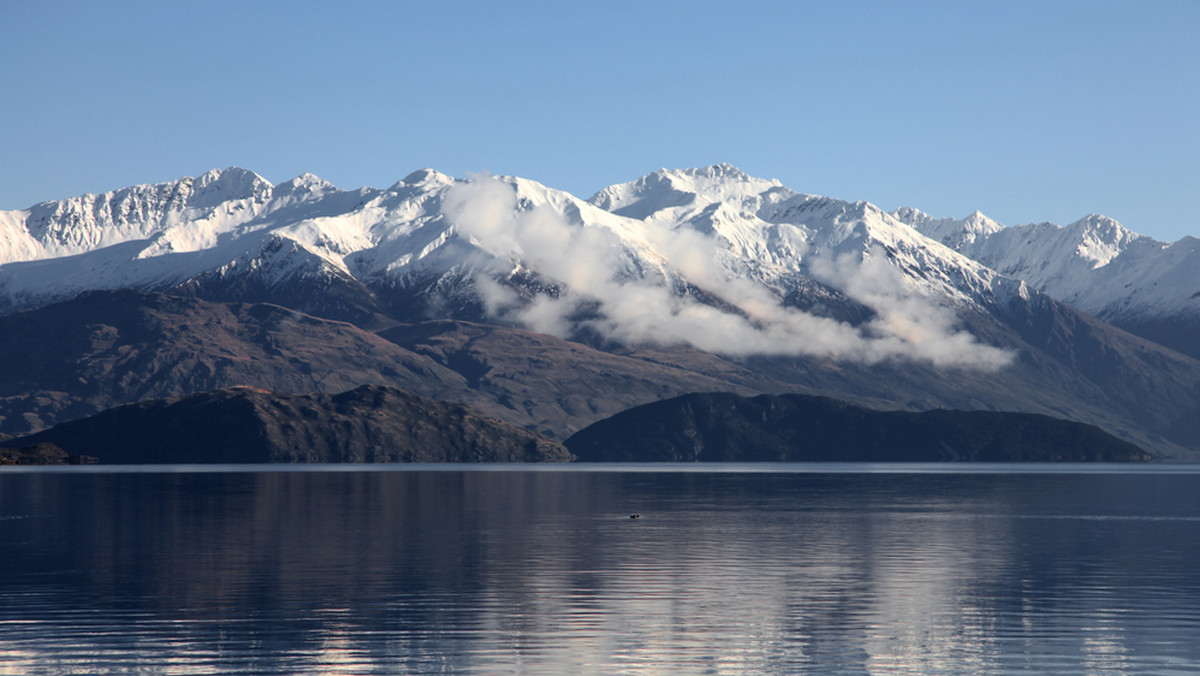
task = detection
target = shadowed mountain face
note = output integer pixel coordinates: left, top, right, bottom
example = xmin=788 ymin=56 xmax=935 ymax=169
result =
xmin=0 ymin=290 xmax=772 ymax=441
xmin=2 ymin=289 xmax=1200 ymax=459
xmin=0 ymin=290 xmax=467 ymax=436
xmin=11 ymin=385 xmax=572 ymax=464
xmin=375 ymin=320 xmax=776 ymax=437
xmin=729 ymin=294 xmax=1200 ymax=459
xmin=566 ymin=392 xmax=1154 ymax=463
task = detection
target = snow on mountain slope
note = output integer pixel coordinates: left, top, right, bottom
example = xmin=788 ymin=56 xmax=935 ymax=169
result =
xmin=892 ymin=208 xmax=1005 ymax=249
xmin=448 ymin=165 xmax=1015 ymax=367
xmin=0 ymin=210 xmax=38 ymax=262
xmin=15 ymin=168 xmax=273 ymax=260
xmin=895 ymin=207 xmax=1200 ymax=330
xmin=0 ymin=165 xmax=1026 ymax=368
xmin=592 ymin=164 xmax=1024 ymax=309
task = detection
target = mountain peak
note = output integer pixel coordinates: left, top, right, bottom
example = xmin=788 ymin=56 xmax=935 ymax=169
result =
xmin=274 ymin=173 xmax=338 ymax=199
xmin=1064 ymin=213 xmax=1139 ymax=246
xmin=589 ymin=164 xmax=783 ymax=219
xmin=1062 ymin=214 xmax=1146 ymax=269
xmin=892 ymin=206 xmax=932 ymax=224
xmin=962 ymin=210 xmax=1004 ymax=234
xmin=393 ymin=168 xmax=456 ymax=191
xmin=195 ymin=166 xmax=270 ymax=189
xmin=189 ymin=167 xmax=273 ymax=208
xmin=1069 ymin=213 xmax=1126 ymax=232
xmin=675 ymin=163 xmax=750 ymax=180
xmin=898 ymin=207 xmax=1004 ymax=249
xmin=653 ymin=163 xmax=782 ymax=191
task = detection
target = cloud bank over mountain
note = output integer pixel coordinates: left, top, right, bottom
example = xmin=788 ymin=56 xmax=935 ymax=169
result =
xmin=445 ymin=175 xmax=1013 ymax=370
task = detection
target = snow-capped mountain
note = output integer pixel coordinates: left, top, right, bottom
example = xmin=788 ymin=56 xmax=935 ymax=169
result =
xmin=0 ymin=164 xmax=1027 ymax=369
xmin=589 ymin=164 xmax=1022 ymax=308
xmin=6 ymin=165 xmax=1200 ymax=458
xmin=0 ymin=167 xmax=273 ymax=262
xmin=894 ymin=207 xmax=1200 ymax=358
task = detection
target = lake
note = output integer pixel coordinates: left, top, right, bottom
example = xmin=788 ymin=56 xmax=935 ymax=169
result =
xmin=2 ymin=464 xmax=1199 ymax=674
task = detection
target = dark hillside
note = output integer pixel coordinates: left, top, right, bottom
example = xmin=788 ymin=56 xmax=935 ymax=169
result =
xmin=567 ymin=392 xmax=1153 ymax=463
xmin=12 ymin=385 xmax=571 ymax=464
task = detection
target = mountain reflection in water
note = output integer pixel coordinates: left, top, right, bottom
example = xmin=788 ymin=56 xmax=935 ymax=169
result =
xmin=1 ymin=466 xmax=1199 ymax=674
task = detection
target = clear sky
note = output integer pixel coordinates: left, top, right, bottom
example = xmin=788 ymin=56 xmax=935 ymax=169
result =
xmin=3 ymin=0 xmax=1198 ymax=240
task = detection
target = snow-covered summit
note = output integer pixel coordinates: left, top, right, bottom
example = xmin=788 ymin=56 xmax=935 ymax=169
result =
xmin=1 ymin=168 xmax=274 ymax=263
xmin=588 ymin=164 xmax=785 ymax=221
xmin=1062 ymin=214 xmax=1146 ymax=269
xmin=273 ymin=173 xmax=339 ymax=200
xmin=894 ymin=205 xmax=1200 ymax=343
xmin=587 ymin=165 xmax=1017 ymax=312
xmin=187 ymin=167 xmax=273 ymax=208
xmin=894 ymin=208 xmax=1005 ymax=250
xmin=392 ymin=168 xmax=457 ymax=192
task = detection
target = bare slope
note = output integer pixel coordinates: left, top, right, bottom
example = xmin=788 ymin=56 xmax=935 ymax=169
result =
xmin=12 ymin=385 xmax=571 ymax=464
xmin=0 ymin=291 xmax=769 ymax=440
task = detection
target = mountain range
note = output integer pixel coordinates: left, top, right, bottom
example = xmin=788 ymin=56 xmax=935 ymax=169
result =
xmin=2 ymin=165 xmax=1198 ymax=460
xmin=894 ymin=207 xmax=1200 ymax=360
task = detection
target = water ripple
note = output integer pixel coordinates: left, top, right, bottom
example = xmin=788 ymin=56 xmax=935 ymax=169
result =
xmin=2 ymin=468 xmax=1200 ymax=674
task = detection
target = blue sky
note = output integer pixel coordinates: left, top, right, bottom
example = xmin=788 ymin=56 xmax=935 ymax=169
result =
xmin=3 ymin=1 xmax=1198 ymax=240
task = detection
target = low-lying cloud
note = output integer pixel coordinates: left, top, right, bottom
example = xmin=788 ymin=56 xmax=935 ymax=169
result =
xmin=444 ymin=176 xmax=1013 ymax=371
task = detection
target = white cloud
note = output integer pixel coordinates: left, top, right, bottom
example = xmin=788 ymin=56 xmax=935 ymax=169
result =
xmin=444 ymin=176 xmax=1013 ymax=371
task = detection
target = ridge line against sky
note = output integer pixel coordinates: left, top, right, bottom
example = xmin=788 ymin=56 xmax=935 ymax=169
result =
xmin=2 ymin=0 xmax=1198 ymax=241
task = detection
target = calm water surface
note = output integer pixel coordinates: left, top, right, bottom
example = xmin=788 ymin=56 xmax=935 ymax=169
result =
xmin=1 ymin=464 xmax=1199 ymax=674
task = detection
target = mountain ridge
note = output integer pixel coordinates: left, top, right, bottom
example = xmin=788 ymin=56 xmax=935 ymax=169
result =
xmin=3 ymin=167 xmax=1200 ymax=459
xmin=0 ymin=165 xmax=1029 ymax=365
xmin=566 ymin=392 xmax=1155 ymax=463
xmin=893 ymin=206 xmax=1200 ymax=358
